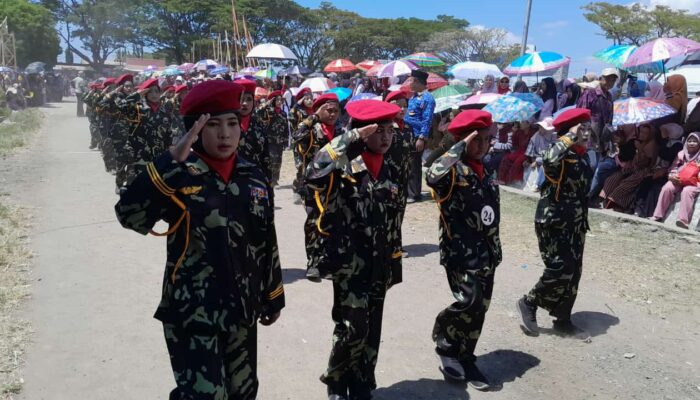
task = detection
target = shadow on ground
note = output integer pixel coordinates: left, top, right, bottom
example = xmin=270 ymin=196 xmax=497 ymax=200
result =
xmin=374 ymin=378 xmax=469 ymax=400
xmin=477 ymin=349 xmax=541 ymax=391
xmin=540 ymin=311 xmax=620 ymax=339
xmin=403 ymin=243 xmax=439 ymax=258
xmin=282 ymin=268 xmax=308 ymax=284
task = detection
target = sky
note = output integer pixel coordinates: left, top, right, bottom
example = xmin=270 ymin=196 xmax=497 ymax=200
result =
xmin=295 ymin=0 xmax=700 ymax=77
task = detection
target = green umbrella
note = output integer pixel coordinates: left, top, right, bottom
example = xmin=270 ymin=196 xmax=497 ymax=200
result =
xmin=431 ymin=85 xmax=471 ymax=99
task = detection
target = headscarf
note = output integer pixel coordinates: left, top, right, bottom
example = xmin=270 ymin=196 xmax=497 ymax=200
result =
xmin=682 ymin=132 xmax=700 ymax=163
xmin=497 ymin=76 xmax=511 ymax=95
xmin=664 ymin=75 xmax=688 ymax=122
xmin=539 ymin=77 xmax=559 ymax=114
xmin=513 ymin=80 xmax=529 ymax=93
xmin=647 ymin=80 xmax=665 ymax=101
xmin=480 ymin=74 xmax=497 ymax=94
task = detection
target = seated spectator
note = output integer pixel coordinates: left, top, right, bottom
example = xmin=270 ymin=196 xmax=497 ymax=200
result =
xmin=524 ymin=117 xmax=557 ymax=189
xmin=588 ymin=124 xmax=637 ymax=206
xmin=650 ymin=133 xmax=700 ymax=229
xmin=483 ymin=123 xmax=513 ymax=175
xmin=497 ymin=119 xmax=535 ymax=184
xmin=600 ymin=123 xmax=659 ymax=211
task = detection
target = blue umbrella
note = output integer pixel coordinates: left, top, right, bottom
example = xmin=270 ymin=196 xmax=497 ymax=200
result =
xmin=209 ymin=66 xmax=230 ymax=76
xmin=503 ymin=51 xmax=570 ymax=75
xmin=511 ymin=92 xmax=545 ymax=109
xmin=594 ymin=44 xmax=665 ymax=74
xmin=326 ymin=87 xmax=352 ymax=102
xmin=483 ymin=94 xmax=542 ymax=123
xmin=162 ymin=68 xmax=181 ymax=77
xmin=347 ymin=93 xmax=382 ymax=104
xmin=0 ymin=66 xmax=14 ymax=73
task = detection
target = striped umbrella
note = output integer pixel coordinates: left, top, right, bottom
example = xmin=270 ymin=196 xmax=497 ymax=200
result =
xmin=209 ymin=66 xmax=230 ymax=76
xmin=377 ymin=60 xmax=418 ymax=78
xmin=195 ymin=59 xmax=219 ymax=71
xmin=240 ymin=66 xmax=260 ymax=74
xmin=595 ymin=44 xmax=665 ymax=73
xmin=179 ymin=63 xmax=195 ymax=73
xmin=401 ymin=73 xmax=448 ymax=91
xmin=356 ymin=60 xmax=383 ymax=71
xmin=348 ymin=93 xmax=382 ymax=104
xmin=431 ymin=84 xmax=471 ymax=99
xmin=366 ymin=64 xmax=383 ymax=77
xmin=624 ymin=37 xmax=700 ymax=68
xmin=324 ymin=59 xmax=356 ymax=73
xmin=483 ymin=94 xmax=543 ymax=123
xmin=612 ymin=97 xmax=677 ymax=127
xmin=254 ymin=69 xmax=277 ymax=79
xmin=503 ymin=51 xmax=571 ymax=75
xmin=403 ymin=52 xmax=445 ymax=67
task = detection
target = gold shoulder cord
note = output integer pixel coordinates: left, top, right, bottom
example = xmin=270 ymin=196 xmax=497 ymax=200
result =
xmin=430 ymin=167 xmax=457 ymax=240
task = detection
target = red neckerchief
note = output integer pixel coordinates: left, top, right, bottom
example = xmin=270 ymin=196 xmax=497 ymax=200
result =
xmin=240 ymin=114 xmax=251 ymax=133
xmin=572 ymin=144 xmax=587 ymax=156
xmin=147 ymin=101 xmax=159 ymax=113
xmin=304 ymin=106 xmax=314 ymax=115
xmin=321 ymin=123 xmax=335 ymax=141
xmin=466 ymin=159 xmax=485 ymax=180
xmin=361 ymin=151 xmax=384 ymax=180
xmin=195 ymin=151 xmax=237 ymax=183
xmin=395 ymin=119 xmax=405 ymax=131
xmin=274 ymin=106 xmax=282 ymax=114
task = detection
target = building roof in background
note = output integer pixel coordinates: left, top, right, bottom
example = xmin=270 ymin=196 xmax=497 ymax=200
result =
xmin=123 ymin=57 xmax=166 ymax=72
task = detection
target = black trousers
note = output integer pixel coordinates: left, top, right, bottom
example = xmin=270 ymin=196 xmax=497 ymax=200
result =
xmin=76 ymin=94 xmax=84 ymax=117
xmin=407 ymin=151 xmax=423 ymax=199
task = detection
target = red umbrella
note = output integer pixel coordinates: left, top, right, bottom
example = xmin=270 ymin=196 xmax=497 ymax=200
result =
xmin=357 ymin=60 xmax=383 ymax=71
xmin=324 ymin=59 xmax=357 ymax=73
xmin=401 ymin=73 xmax=448 ymax=91
xmin=366 ymin=64 xmax=383 ymax=77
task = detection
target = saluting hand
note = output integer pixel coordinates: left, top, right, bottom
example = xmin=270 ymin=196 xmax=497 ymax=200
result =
xmin=462 ymin=130 xmax=479 ymax=147
xmin=170 ymin=114 xmax=209 ymax=162
xmin=357 ymin=123 xmax=379 ymax=140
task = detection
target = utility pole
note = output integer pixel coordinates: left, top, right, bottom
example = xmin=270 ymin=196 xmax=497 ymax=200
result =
xmin=520 ymin=0 xmax=533 ymax=55
xmin=0 ymin=17 xmax=17 ymax=69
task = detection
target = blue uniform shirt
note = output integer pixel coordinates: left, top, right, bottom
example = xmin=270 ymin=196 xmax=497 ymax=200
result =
xmin=404 ymin=90 xmax=436 ymax=139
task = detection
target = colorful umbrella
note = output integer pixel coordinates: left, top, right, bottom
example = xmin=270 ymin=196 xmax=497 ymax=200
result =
xmin=511 ymin=92 xmax=545 ymax=110
xmin=143 ymin=64 xmax=159 ymax=72
xmin=324 ymin=59 xmax=356 ymax=73
xmin=348 ymin=93 xmax=382 ymax=104
xmin=326 ymin=87 xmax=353 ymax=102
xmin=403 ymin=52 xmax=445 ymax=67
xmin=377 ymin=60 xmax=418 ymax=78
xmin=447 ymin=61 xmax=503 ymax=80
xmin=300 ymin=77 xmax=336 ymax=92
xmin=246 ymin=43 xmax=298 ymax=61
xmin=431 ymin=84 xmax=472 ymax=99
xmin=434 ymin=95 xmax=470 ymax=114
xmin=195 ymin=59 xmax=218 ymax=70
xmin=279 ymin=66 xmax=311 ymax=77
xmin=594 ymin=44 xmax=665 ymax=73
xmin=162 ymin=68 xmax=181 ymax=77
xmin=483 ymin=94 xmax=543 ymax=123
xmin=401 ymin=73 xmax=448 ymax=91
xmin=209 ymin=66 xmax=230 ymax=76
xmin=240 ymin=66 xmax=260 ymax=74
xmin=179 ymin=63 xmax=195 ymax=73
xmin=503 ymin=51 xmax=571 ymax=75
xmin=365 ymin=64 xmax=383 ymax=77
xmin=254 ymin=69 xmax=277 ymax=79
xmin=624 ymin=37 xmax=700 ymax=69
xmin=356 ymin=60 xmax=383 ymax=71
xmin=234 ymin=74 xmax=256 ymax=81
xmin=612 ymin=97 xmax=677 ymax=127
xmin=460 ymin=93 xmax=503 ymax=107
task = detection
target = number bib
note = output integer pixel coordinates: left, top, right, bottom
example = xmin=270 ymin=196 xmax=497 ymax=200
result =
xmin=481 ymin=205 xmax=495 ymax=226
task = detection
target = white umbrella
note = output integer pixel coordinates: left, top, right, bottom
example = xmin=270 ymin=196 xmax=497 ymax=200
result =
xmin=246 ymin=43 xmax=299 ymax=61
xmin=448 ymin=62 xmax=503 ymax=80
xmin=195 ymin=59 xmax=219 ymax=71
xmin=300 ymin=77 xmax=336 ymax=92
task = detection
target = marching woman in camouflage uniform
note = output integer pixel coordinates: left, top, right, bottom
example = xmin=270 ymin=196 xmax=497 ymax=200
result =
xmin=306 ymin=100 xmax=404 ymax=400
xmin=236 ymin=79 xmax=273 ymax=183
xmin=517 ymin=108 xmax=592 ymax=336
xmin=115 ymin=80 xmax=285 ymax=400
xmin=83 ymin=82 xmax=103 ymax=150
xmin=384 ymin=90 xmax=414 ymax=240
xmin=99 ymin=73 xmax=136 ymax=190
xmin=293 ymin=93 xmax=341 ymax=281
xmin=290 ymin=88 xmax=315 ymax=203
xmin=259 ymin=90 xmax=289 ymax=187
xmin=426 ymin=110 xmax=502 ymax=390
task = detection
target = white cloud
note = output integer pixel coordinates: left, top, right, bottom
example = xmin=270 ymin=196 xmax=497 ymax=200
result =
xmin=541 ymin=20 xmax=569 ymax=30
xmin=642 ymin=0 xmax=700 ymax=12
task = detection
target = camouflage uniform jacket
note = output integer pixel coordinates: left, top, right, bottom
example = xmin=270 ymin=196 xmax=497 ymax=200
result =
xmin=293 ymin=116 xmax=334 ymax=197
xmin=167 ymin=97 xmax=187 ymax=142
xmin=289 ymin=104 xmax=311 ymax=131
xmin=385 ymin=122 xmax=414 ymax=203
xmin=257 ymin=105 xmax=289 ymax=148
xmin=536 ymin=132 xmax=592 ymax=230
xmin=427 ymin=140 xmax=502 ymax=270
xmin=305 ymin=129 xmax=403 ymax=289
xmin=238 ymin=111 xmax=273 ymax=183
xmin=115 ymin=152 xmax=285 ymax=330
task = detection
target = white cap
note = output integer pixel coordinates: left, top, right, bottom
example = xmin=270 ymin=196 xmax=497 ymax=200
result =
xmin=601 ymin=68 xmax=619 ymax=78
xmin=175 ymin=75 xmax=183 ymax=81
xmin=536 ymin=117 xmax=555 ymax=132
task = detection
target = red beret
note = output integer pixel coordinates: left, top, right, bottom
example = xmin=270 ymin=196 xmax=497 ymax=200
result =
xmin=174 ymin=85 xmax=189 ymax=94
xmin=385 ymin=90 xmax=408 ymax=104
xmin=115 ymin=74 xmax=133 ymax=86
xmin=238 ymin=79 xmax=257 ymax=94
xmin=267 ymin=90 xmax=282 ymax=100
xmin=162 ymin=85 xmax=175 ymax=93
xmin=313 ymin=93 xmax=339 ymax=111
xmin=346 ymin=100 xmax=401 ymax=123
xmin=102 ymin=77 xmax=116 ymax=87
xmin=553 ymin=108 xmax=592 ymax=131
xmin=180 ymin=80 xmax=243 ymax=116
xmin=139 ymin=78 xmax=160 ymax=91
xmin=448 ymin=110 xmax=493 ymax=136
xmin=295 ymin=87 xmax=312 ymax=101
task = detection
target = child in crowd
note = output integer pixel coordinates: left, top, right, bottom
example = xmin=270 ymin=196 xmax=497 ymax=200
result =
xmin=524 ymin=117 xmax=557 ymax=190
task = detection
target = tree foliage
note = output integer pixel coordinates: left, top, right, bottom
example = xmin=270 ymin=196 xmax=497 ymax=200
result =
xmin=421 ymin=27 xmax=520 ymax=68
xmin=0 ymin=0 xmax=60 ymax=67
xmin=582 ymin=2 xmax=700 ymax=45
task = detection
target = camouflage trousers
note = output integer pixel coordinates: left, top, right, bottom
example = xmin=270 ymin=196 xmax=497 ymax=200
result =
xmin=163 ymin=322 xmax=258 ymax=400
xmin=269 ymin=144 xmax=284 ymax=186
xmin=527 ymin=223 xmax=586 ymax=320
xmin=321 ymin=276 xmax=387 ymax=396
xmin=89 ymin=121 xmax=101 ymax=149
xmin=292 ymin=148 xmax=306 ymax=197
xmin=113 ymin=140 xmax=130 ymax=188
xmin=433 ymin=265 xmax=495 ymax=363
xmin=101 ymin=137 xmax=117 ymax=173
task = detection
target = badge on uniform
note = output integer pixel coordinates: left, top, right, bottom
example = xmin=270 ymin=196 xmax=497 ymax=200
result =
xmin=250 ymin=186 xmax=268 ymax=202
xmin=390 ymin=183 xmax=399 ymax=198
xmin=187 ymin=165 xmax=204 ymax=176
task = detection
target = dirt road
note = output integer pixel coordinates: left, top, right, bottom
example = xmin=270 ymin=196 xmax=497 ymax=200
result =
xmin=2 ymin=101 xmax=699 ymax=399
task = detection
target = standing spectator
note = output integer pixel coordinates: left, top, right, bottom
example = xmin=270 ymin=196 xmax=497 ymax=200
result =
xmin=664 ymin=75 xmax=688 ymax=125
xmin=72 ymin=71 xmax=87 ymax=117
xmin=404 ymin=70 xmax=436 ymax=202
xmin=538 ymin=77 xmax=559 ymax=121
xmin=577 ymin=68 xmax=618 ymax=168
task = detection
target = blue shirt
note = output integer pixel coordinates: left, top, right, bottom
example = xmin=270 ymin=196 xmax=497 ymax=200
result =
xmin=404 ymin=90 xmax=436 ymax=139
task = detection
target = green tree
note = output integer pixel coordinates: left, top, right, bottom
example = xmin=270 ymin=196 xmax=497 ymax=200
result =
xmin=0 ymin=0 xmax=60 ymax=67
xmin=421 ymin=27 xmax=520 ymax=68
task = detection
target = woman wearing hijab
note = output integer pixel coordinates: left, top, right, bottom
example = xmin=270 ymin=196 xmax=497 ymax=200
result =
xmin=647 ymin=80 xmax=665 ymax=101
xmin=513 ymin=80 xmax=530 ymax=94
xmin=650 ymin=132 xmax=700 ymax=228
xmin=115 ymin=80 xmax=285 ymax=399
xmin=478 ymin=74 xmax=497 ymax=94
xmin=497 ymin=76 xmax=511 ymax=95
xmin=664 ymin=75 xmax=689 ymax=124
xmin=538 ymin=77 xmax=559 ymax=120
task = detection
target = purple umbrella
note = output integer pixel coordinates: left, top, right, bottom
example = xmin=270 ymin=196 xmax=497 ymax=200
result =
xmin=377 ymin=60 xmax=418 ymax=78
xmin=624 ymin=37 xmax=700 ymax=68
xmin=240 ymin=66 xmax=260 ymax=74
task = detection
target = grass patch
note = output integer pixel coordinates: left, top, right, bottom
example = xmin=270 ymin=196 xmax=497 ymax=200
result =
xmin=0 ymin=109 xmax=43 ymax=155
xmin=0 ymin=203 xmax=32 ymax=398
